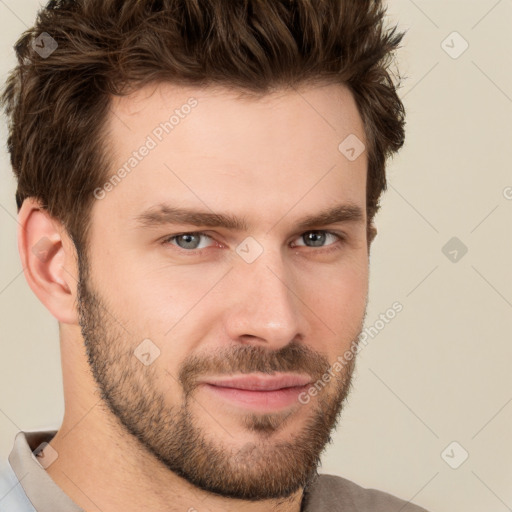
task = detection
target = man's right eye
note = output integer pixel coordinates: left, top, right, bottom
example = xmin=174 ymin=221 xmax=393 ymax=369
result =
xmin=161 ymin=231 xmax=217 ymax=252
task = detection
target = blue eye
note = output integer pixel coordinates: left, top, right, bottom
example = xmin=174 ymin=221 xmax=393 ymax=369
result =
xmin=293 ymin=230 xmax=343 ymax=248
xmin=162 ymin=230 xmax=345 ymax=253
xmin=164 ymin=232 xmax=214 ymax=251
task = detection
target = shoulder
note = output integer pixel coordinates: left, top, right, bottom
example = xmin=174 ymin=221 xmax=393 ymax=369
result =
xmin=0 ymin=457 xmax=37 ymax=511
xmin=302 ymin=473 xmax=431 ymax=512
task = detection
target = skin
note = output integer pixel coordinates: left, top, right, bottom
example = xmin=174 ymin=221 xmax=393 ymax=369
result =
xmin=18 ymin=82 xmax=374 ymax=512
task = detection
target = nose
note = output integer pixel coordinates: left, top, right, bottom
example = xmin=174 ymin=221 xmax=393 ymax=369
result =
xmin=222 ymin=249 xmax=304 ymax=350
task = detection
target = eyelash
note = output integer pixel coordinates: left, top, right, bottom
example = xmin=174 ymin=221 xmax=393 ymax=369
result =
xmin=161 ymin=230 xmax=346 ymax=255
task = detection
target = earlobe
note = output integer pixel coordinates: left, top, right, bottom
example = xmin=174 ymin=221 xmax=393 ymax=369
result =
xmin=17 ymin=198 xmax=80 ymax=325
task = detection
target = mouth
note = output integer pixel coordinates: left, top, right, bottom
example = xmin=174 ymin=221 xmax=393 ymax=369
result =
xmin=197 ymin=373 xmax=312 ymax=411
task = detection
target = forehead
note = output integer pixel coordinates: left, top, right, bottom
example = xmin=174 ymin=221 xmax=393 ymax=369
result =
xmin=107 ymin=83 xmax=364 ymax=142
xmin=96 ymin=81 xmax=367 ymax=230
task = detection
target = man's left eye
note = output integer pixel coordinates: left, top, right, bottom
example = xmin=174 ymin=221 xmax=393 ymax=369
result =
xmin=292 ymin=230 xmax=344 ymax=248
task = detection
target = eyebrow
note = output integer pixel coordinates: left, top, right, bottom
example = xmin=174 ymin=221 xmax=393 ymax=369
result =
xmin=133 ymin=202 xmax=365 ymax=232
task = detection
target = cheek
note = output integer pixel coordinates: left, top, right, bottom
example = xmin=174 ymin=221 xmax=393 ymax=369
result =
xmin=96 ymin=257 xmax=215 ymax=333
xmin=301 ymin=258 xmax=368 ymax=337
xmin=318 ymin=282 xmax=366 ymax=324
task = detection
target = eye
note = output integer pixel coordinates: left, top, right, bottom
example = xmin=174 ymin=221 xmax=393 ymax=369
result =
xmin=162 ymin=231 xmax=215 ymax=251
xmin=161 ymin=230 xmax=346 ymax=254
xmin=291 ymin=230 xmax=345 ymax=250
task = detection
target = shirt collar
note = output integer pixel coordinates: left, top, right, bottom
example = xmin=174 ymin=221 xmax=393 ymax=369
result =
xmin=8 ymin=430 xmax=84 ymax=512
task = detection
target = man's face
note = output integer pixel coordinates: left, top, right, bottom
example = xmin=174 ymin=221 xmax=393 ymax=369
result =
xmin=77 ymin=82 xmax=370 ymax=501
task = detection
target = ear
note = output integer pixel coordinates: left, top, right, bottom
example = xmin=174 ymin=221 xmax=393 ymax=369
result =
xmin=17 ymin=197 xmax=80 ymax=325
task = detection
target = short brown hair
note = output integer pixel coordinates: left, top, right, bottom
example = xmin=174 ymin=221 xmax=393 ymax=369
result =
xmin=1 ymin=0 xmax=405 ymax=254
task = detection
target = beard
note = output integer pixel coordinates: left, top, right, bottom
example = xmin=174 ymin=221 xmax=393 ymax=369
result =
xmin=76 ymin=250 xmax=364 ymax=503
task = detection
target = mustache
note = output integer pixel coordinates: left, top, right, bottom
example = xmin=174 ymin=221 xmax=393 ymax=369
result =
xmin=179 ymin=340 xmax=331 ymax=396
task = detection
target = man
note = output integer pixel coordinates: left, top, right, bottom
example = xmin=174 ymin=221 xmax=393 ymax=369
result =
xmin=0 ymin=0 xmax=430 ymax=511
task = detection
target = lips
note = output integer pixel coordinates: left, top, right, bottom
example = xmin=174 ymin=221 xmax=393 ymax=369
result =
xmin=199 ymin=373 xmax=312 ymax=391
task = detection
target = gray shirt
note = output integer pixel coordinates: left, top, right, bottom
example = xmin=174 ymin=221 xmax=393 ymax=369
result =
xmin=0 ymin=431 xmax=430 ymax=511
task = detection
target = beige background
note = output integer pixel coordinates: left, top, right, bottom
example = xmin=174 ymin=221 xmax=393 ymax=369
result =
xmin=1 ymin=1 xmax=511 ymax=511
